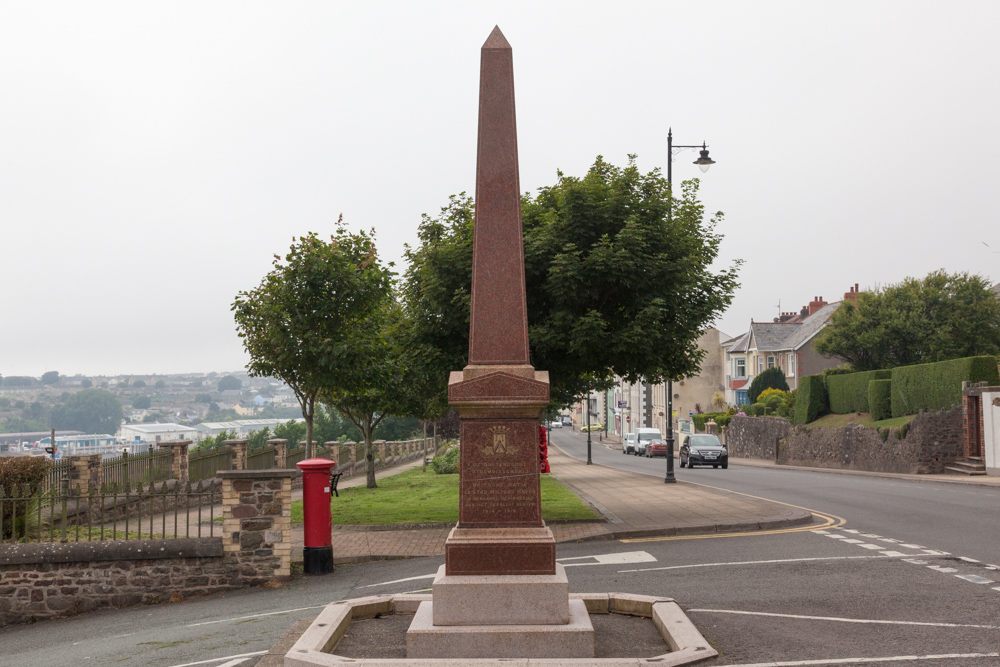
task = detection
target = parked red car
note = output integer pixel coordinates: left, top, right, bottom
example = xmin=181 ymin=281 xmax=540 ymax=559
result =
xmin=645 ymin=438 xmax=670 ymax=458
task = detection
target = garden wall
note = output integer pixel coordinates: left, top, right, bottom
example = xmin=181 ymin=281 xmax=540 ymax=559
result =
xmin=727 ymin=408 xmax=963 ymax=474
xmin=724 ymin=416 xmax=789 ymax=461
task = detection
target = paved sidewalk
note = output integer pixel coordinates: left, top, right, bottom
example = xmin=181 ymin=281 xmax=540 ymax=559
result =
xmin=309 ymin=443 xmax=812 ymax=564
xmin=729 ymin=455 xmax=1000 ymax=486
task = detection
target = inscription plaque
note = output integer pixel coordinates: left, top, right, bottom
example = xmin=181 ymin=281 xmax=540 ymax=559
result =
xmin=459 ymin=419 xmax=541 ymax=528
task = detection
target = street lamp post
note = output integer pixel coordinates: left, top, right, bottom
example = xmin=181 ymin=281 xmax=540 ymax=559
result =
xmin=665 ymin=128 xmax=715 ymax=485
xmin=586 ymin=394 xmax=593 ymax=464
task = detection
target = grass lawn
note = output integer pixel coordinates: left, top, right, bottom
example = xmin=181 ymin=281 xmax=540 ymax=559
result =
xmin=806 ymin=412 xmax=916 ymax=429
xmin=290 ymin=467 xmax=598 ymax=525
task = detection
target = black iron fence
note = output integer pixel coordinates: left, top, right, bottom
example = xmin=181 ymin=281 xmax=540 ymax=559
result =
xmin=102 ymin=449 xmax=172 ymax=488
xmin=0 ymin=481 xmax=221 ymax=545
xmin=189 ymin=446 xmax=232 ymax=482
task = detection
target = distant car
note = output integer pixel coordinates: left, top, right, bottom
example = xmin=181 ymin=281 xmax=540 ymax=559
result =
xmin=561 ymin=416 xmax=572 ymax=425
xmin=549 ymin=420 xmax=563 ymax=429
xmin=622 ymin=432 xmax=637 ymax=454
xmin=633 ymin=427 xmax=663 ymax=456
xmin=581 ymin=423 xmax=603 ymax=432
xmin=680 ymin=434 xmax=728 ymax=469
xmin=645 ymin=438 xmax=670 ymax=458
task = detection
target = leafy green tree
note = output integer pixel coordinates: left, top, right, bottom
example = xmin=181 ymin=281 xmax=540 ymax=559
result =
xmin=132 ymin=380 xmax=146 ymax=388
xmin=233 ymin=222 xmax=394 ymax=459
xmin=274 ymin=420 xmax=307 ymax=446
xmin=401 ymin=157 xmax=741 ymax=408
xmin=13 ymin=400 xmax=25 ymax=410
xmin=247 ymin=427 xmax=271 ymax=450
xmin=4 ymin=377 xmax=36 ymax=387
xmin=0 ymin=398 xmax=10 ymax=409
xmin=748 ymin=367 xmax=790 ymax=404
xmin=217 ymin=376 xmax=242 ymax=392
xmin=80 ymin=379 xmax=92 ymax=388
xmin=323 ymin=301 xmax=409 ymax=488
xmin=195 ymin=393 xmax=213 ymax=404
xmin=0 ymin=417 xmax=46 ymax=433
xmin=815 ymin=270 xmax=1000 ymax=371
xmin=41 ymin=371 xmax=59 ymax=385
xmin=51 ymin=389 xmax=123 ymax=435
xmin=132 ymin=396 xmax=152 ymax=410
xmin=197 ymin=429 xmax=239 ymax=450
xmin=154 ymin=380 xmax=166 ymax=389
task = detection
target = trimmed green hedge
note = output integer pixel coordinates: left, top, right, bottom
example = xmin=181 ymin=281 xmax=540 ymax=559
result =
xmin=827 ymin=370 xmax=892 ymax=414
xmin=891 ymin=355 xmax=1000 ymax=418
xmin=868 ymin=379 xmax=892 ymax=421
xmin=793 ymin=374 xmax=828 ymax=424
xmin=748 ymin=403 xmax=766 ymax=416
xmin=692 ymin=412 xmax=732 ymax=430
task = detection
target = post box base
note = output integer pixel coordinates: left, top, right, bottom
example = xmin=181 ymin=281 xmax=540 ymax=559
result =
xmin=303 ymin=546 xmax=334 ymax=575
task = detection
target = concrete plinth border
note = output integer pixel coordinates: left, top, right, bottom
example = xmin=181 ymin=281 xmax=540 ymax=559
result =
xmin=284 ymin=592 xmax=717 ymax=667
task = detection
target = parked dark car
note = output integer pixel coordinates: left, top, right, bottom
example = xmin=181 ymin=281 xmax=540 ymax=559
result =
xmin=680 ymin=434 xmax=728 ymax=469
xmin=645 ymin=438 xmax=670 ymax=458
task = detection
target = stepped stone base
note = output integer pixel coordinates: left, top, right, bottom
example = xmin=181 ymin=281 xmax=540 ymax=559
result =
xmin=406 ymin=599 xmax=595 ymax=659
xmin=431 ymin=563 xmax=570 ymax=626
xmin=445 ymin=525 xmax=556 ymax=575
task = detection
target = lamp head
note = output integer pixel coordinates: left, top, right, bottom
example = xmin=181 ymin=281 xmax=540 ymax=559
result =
xmin=693 ymin=142 xmax=715 ymax=173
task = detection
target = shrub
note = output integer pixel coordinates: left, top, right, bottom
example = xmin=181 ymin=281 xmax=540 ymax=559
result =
xmin=748 ymin=367 xmax=790 ymax=404
xmin=868 ymin=379 xmax=892 ymax=421
xmin=748 ymin=403 xmax=766 ymax=416
xmin=0 ymin=456 xmax=50 ymax=492
xmin=891 ymin=355 xmax=1000 ymax=417
xmin=827 ymin=369 xmax=892 ymax=414
xmin=692 ymin=412 xmax=728 ymax=431
xmin=793 ymin=374 xmax=828 ymax=424
xmin=431 ymin=446 xmax=460 ymax=474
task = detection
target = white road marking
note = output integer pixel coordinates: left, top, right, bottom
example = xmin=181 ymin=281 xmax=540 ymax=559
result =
xmin=903 ymin=559 xmax=929 ymax=565
xmin=900 ymin=544 xmax=924 ymax=549
xmin=860 ymin=533 xmax=882 ymax=538
xmin=166 ymin=652 xmax=268 ymax=667
xmin=985 ymin=565 xmax=999 ymax=570
xmin=185 ymin=605 xmax=327 ymax=626
xmin=876 ymin=538 xmax=902 ymax=544
xmin=729 ymin=652 xmax=999 ymax=666
xmin=686 ymin=608 xmax=1000 ymax=630
xmin=619 ymin=554 xmax=924 ymax=573
xmin=840 ymin=529 xmax=861 ymax=534
xmin=959 ymin=556 xmax=981 ymax=563
xmin=858 ymin=544 xmax=883 ymax=550
xmin=993 ymin=587 xmax=1000 ymax=592
xmin=879 ymin=551 xmax=906 ymax=557
xmin=216 ymin=659 xmax=254 ymax=667
xmin=928 ymin=565 xmax=958 ymax=573
xmin=825 ymin=534 xmax=847 ymax=539
xmin=955 ymin=574 xmax=994 ymax=585
xmin=922 ymin=549 xmax=949 ymax=556
xmin=559 ymin=550 xmax=656 ymax=567
xmin=842 ymin=539 xmax=864 ymax=544
xmin=811 ymin=530 xmax=830 ymax=534
xmin=358 ymin=574 xmax=437 ymax=589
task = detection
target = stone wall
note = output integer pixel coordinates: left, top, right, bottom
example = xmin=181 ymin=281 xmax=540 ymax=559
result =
xmin=0 ymin=539 xmax=237 ymax=626
xmin=725 ymin=416 xmax=789 ymax=461
xmin=727 ymin=408 xmax=964 ymax=474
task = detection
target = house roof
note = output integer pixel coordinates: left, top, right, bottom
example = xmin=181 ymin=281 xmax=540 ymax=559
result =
xmin=749 ymin=323 xmax=801 ymax=351
xmin=781 ymin=302 xmax=841 ymax=350
xmin=724 ymin=332 xmax=751 ymax=353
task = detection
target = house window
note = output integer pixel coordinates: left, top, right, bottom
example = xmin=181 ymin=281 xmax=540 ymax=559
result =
xmin=735 ymin=358 xmax=746 ymax=378
xmin=735 ymin=390 xmax=749 ymax=406
xmin=787 ymin=353 xmax=795 ymax=376
xmin=758 ymin=356 xmax=764 ymax=373
xmin=767 ymin=356 xmax=776 ymax=369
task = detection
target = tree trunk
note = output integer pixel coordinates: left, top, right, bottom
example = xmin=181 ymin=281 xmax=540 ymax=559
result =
xmin=365 ymin=419 xmax=377 ymax=489
xmin=304 ymin=399 xmax=315 ymax=459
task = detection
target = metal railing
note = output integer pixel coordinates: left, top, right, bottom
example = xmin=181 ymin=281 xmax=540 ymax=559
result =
xmin=247 ymin=445 xmax=276 ymax=470
xmin=189 ymin=446 xmax=232 ymax=483
xmin=0 ymin=482 xmax=220 ymax=545
xmin=43 ymin=458 xmax=72 ymax=494
xmin=102 ymin=449 xmax=172 ymax=488
xmin=286 ymin=446 xmax=306 ymax=468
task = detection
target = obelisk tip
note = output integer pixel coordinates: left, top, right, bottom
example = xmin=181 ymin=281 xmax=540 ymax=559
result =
xmin=483 ymin=25 xmax=511 ymax=49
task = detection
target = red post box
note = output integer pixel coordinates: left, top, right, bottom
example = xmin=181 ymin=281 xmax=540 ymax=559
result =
xmin=297 ymin=457 xmax=336 ymax=575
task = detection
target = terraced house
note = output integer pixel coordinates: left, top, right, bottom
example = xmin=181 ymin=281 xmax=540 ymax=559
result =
xmin=723 ymin=285 xmax=862 ymax=406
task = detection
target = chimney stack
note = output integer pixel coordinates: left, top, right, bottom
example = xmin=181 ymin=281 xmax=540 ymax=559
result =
xmin=808 ymin=295 xmax=829 ymax=316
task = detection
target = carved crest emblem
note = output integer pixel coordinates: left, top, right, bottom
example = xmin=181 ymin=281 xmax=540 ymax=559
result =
xmin=485 ymin=425 xmax=512 ymax=456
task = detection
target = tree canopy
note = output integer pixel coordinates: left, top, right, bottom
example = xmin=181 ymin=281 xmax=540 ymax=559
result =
xmin=748 ymin=367 xmax=789 ymax=404
xmin=51 ymin=389 xmax=123 ymax=435
xmin=217 ymin=376 xmax=242 ymax=392
xmin=814 ymin=270 xmax=1000 ymax=371
xmin=401 ymin=156 xmax=741 ymax=407
xmin=233 ymin=222 xmax=394 ymax=459
xmin=41 ymin=371 xmax=59 ymax=385
xmin=132 ymin=396 xmax=152 ymax=410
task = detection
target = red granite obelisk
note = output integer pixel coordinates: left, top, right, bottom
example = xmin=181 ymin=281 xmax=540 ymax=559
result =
xmin=444 ymin=25 xmax=554 ymax=576
xmin=406 ymin=30 xmax=594 ymax=657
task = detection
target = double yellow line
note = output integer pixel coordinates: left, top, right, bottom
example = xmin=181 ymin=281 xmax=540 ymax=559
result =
xmin=621 ymin=480 xmax=845 ymax=544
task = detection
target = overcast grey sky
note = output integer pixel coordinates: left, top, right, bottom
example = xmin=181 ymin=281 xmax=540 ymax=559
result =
xmin=2 ymin=1 xmax=998 ymax=377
